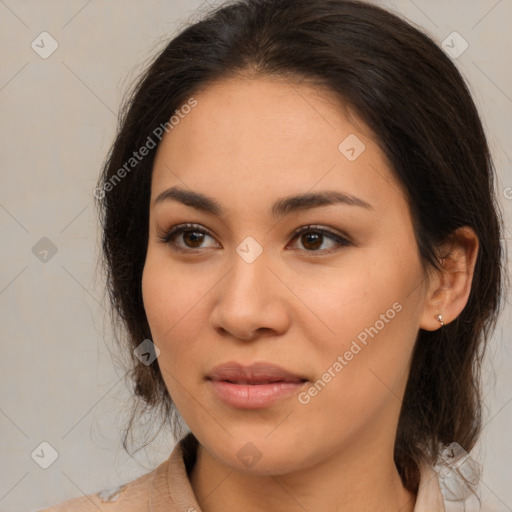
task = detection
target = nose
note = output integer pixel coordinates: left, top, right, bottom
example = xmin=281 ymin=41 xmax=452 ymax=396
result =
xmin=209 ymin=249 xmax=291 ymax=342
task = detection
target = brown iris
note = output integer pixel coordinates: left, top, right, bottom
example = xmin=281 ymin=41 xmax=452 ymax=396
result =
xmin=300 ymin=231 xmax=323 ymax=251
xmin=183 ymin=230 xmax=205 ymax=248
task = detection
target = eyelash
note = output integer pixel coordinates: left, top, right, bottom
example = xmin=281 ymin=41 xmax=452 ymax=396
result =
xmin=157 ymin=223 xmax=353 ymax=255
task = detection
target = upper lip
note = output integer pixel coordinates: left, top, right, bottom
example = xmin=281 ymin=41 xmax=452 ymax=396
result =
xmin=208 ymin=361 xmax=307 ymax=384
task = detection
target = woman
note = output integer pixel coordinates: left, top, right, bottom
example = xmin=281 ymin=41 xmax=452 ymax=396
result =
xmin=40 ymin=0 xmax=505 ymax=510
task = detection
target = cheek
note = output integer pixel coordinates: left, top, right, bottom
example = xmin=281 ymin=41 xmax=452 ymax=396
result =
xmin=141 ymin=254 xmax=213 ymax=391
xmin=296 ymin=244 xmax=424 ymax=401
xmin=142 ymin=254 xmax=205 ymax=341
xmin=142 ymin=259 xmax=174 ymax=340
xmin=292 ymin=244 xmax=422 ymax=348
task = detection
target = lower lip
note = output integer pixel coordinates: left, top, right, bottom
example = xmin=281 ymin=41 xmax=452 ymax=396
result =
xmin=209 ymin=379 xmax=307 ymax=409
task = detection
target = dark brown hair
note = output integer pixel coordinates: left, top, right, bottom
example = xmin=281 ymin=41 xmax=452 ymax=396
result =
xmin=95 ymin=0 xmax=506 ymax=493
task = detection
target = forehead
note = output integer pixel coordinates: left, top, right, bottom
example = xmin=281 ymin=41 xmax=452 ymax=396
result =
xmin=150 ymin=76 xmax=405 ymax=217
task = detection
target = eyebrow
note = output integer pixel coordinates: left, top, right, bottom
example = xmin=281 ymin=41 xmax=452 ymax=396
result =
xmin=153 ymin=185 xmax=373 ymax=217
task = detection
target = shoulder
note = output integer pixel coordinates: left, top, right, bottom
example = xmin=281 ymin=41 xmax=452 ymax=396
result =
xmin=35 ymin=433 xmax=200 ymax=512
xmin=35 ymin=461 xmax=163 ymax=512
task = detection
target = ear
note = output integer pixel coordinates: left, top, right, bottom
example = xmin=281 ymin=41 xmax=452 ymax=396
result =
xmin=420 ymin=226 xmax=479 ymax=331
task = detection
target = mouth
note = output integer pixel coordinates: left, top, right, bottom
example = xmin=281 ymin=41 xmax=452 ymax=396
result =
xmin=208 ymin=360 xmax=307 ymax=382
xmin=207 ymin=361 xmax=308 ymax=409
xmin=218 ymin=378 xmax=306 ymax=385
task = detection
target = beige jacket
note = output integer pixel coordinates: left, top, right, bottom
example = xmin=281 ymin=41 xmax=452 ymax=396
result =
xmin=37 ymin=434 xmax=446 ymax=512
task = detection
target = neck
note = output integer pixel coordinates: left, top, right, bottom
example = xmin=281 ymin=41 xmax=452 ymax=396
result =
xmin=189 ymin=437 xmax=417 ymax=512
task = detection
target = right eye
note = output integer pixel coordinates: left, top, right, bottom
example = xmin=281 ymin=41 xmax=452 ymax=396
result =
xmin=157 ymin=223 xmax=221 ymax=252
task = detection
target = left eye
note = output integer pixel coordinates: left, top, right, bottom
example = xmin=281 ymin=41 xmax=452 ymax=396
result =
xmin=288 ymin=225 xmax=352 ymax=253
xmin=157 ymin=223 xmax=352 ymax=253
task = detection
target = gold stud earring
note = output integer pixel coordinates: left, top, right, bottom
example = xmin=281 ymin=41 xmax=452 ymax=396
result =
xmin=436 ymin=314 xmax=445 ymax=327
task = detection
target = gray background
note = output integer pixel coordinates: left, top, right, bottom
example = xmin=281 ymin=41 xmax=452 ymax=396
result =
xmin=0 ymin=1 xmax=510 ymax=511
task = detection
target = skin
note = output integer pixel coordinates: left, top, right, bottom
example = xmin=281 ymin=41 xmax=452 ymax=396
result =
xmin=141 ymin=76 xmax=479 ymax=512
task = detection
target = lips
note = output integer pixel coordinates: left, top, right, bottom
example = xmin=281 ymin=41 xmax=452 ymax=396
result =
xmin=207 ymin=361 xmax=307 ymax=384
xmin=207 ymin=361 xmax=308 ymax=409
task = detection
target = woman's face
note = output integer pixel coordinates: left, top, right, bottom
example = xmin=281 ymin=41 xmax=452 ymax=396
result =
xmin=142 ymin=77 xmax=431 ymax=474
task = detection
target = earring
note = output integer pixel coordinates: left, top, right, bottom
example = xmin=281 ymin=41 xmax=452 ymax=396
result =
xmin=436 ymin=314 xmax=445 ymax=327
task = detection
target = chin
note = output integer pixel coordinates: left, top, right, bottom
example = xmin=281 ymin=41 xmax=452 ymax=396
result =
xmin=206 ymin=434 xmax=312 ymax=476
